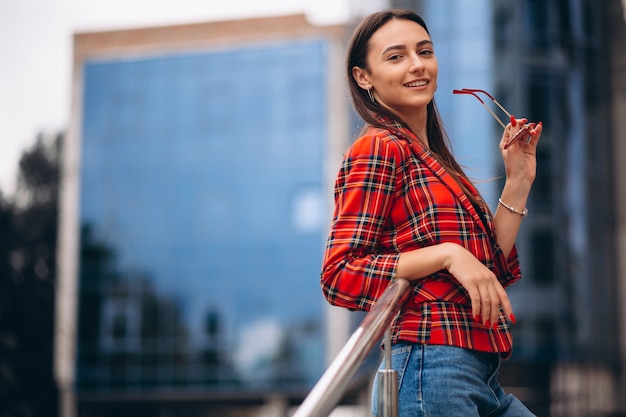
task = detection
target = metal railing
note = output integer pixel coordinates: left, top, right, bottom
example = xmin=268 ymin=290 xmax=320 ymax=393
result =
xmin=292 ymin=278 xmax=412 ymax=417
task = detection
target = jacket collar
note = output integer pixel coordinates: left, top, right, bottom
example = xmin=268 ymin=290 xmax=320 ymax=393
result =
xmin=371 ymin=116 xmax=493 ymax=238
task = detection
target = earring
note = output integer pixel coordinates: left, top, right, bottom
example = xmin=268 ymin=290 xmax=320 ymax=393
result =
xmin=367 ymin=88 xmax=376 ymax=104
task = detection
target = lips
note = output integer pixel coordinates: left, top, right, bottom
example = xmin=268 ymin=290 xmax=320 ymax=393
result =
xmin=404 ymin=80 xmax=428 ymax=87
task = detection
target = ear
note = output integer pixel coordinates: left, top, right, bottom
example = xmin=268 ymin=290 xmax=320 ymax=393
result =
xmin=352 ymin=66 xmax=372 ymax=91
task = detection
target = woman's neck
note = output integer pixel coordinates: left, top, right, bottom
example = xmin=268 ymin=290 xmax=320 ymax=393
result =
xmin=404 ymin=109 xmax=429 ymax=149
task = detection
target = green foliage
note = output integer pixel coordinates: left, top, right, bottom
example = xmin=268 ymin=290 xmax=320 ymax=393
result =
xmin=0 ymin=133 xmax=62 ymax=417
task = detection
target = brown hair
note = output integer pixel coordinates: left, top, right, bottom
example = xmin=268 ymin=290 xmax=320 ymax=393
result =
xmin=347 ymin=9 xmax=484 ymax=209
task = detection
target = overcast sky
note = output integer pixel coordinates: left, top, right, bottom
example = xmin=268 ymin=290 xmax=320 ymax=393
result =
xmin=0 ymin=0 xmax=376 ymax=195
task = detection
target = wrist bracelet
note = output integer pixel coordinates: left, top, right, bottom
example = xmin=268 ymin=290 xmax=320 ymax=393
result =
xmin=498 ymin=198 xmax=528 ymax=217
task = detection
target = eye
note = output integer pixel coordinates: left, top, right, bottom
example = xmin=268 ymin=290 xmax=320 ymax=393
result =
xmin=388 ymin=54 xmax=403 ymax=61
xmin=419 ymin=49 xmax=434 ymax=57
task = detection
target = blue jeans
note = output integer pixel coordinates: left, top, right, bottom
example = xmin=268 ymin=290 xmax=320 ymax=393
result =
xmin=371 ymin=343 xmax=536 ymax=417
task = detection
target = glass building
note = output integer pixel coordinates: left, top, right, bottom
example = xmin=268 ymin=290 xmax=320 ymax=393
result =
xmin=78 ymin=39 xmax=330 ymax=389
xmin=58 ymin=15 xmax=351 ymax=416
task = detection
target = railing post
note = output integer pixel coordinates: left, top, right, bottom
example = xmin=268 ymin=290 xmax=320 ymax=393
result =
xmin=292 ymin=278 xmax=411 ymax=417
xmin=376 ymin=327 xmax=398 ymax=417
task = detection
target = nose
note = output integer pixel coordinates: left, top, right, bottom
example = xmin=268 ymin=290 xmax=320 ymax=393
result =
xmin=409 ymin=53 xmax=425 ymax=73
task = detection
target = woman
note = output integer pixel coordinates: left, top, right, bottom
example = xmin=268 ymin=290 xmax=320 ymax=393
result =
xmin=320 ymin=9 xmax=542 ymax=417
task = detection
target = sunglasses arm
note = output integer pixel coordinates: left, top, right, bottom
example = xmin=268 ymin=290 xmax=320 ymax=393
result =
xmin=453 ymin=89 xmax=507 ymax=129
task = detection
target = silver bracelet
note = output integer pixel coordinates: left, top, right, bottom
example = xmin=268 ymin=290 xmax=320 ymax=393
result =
xmin=498 ymin=198 xmax=528 ymax=217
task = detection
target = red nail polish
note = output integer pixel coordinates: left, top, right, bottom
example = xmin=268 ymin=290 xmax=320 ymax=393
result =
xmin=474 ymin=315 xmax=482 ymax=324
xmin=509 ymin=313 xmax=516 ymax=324
xmin=485 ymin=320 xmax=491 ymax=328
xmin=493 ymin=322 xmax=498 ymax=331
xmin=509 ymin=115 xmax=516 ymax=127
xmin=538 ymin=121 xmax=543 ymax=126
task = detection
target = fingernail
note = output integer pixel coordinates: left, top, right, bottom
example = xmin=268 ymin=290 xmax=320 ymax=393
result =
xmin=522 ymin=118 xmax=528 ymax=124
xmin=538 ymin=121 xmax=543 ymax=126
xmin=509 ymin=313 xmax=516 ymax=324
xmin=493 ymin=322 xmax=498 ymax=331
xmin=485 ymin=320 xmax=491 ymax=328
xmin=474 ymin=315 xmax=482 ymax=324
xmin=510 ymin=115 xmax=516 ymax=127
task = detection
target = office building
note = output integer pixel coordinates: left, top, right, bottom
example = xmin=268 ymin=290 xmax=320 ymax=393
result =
xmin=57 ymin=14 xmax=352 ymax=417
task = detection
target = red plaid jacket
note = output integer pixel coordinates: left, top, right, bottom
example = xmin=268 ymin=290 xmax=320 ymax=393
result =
xmin=321 ymin=123 xmax=522 ymax=356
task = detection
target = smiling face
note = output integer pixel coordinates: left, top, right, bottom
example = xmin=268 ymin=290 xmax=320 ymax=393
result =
xmin=352 ymin=18 xmax=438 ymax=124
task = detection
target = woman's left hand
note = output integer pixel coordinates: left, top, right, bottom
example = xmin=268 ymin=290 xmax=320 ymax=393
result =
xmin=493 ymin=118 xmax=542 ymax=259
xmin=500 ymin=117 xmax=543 ymax=186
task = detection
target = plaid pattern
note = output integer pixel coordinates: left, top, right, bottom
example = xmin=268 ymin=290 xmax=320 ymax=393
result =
xmin=321 ymin=123 xmax=522 ymax=357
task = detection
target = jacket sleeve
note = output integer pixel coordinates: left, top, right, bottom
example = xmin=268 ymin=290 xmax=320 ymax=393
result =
xmin=320 ymin=134 xmax=403 ymax=311
xmin=501 ymin=244 xmax=522 ymax=288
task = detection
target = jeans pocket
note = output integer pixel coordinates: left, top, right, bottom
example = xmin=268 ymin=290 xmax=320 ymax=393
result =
xmin=391 ymin=344 xmax=413 ymax=388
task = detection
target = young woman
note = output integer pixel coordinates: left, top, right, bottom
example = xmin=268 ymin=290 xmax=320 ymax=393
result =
xmin=320 ymin=9 xmax=542 ymax=417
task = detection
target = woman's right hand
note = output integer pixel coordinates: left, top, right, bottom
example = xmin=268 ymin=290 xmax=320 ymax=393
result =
xmin=397 ymin=242 xmax=514 ymax=328
xmin=441 ymin=243 xmax=513 ymax=329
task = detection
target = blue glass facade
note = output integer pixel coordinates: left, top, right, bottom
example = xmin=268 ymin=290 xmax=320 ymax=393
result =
xmin=77 ymin=39 xmax=328 ymax=391
xmin=425 ymin=0 xmax=499 ymax=205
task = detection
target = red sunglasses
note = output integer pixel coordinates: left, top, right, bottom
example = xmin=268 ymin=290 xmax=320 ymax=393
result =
xmin=453 ymin=88 xmax=532 ymax=149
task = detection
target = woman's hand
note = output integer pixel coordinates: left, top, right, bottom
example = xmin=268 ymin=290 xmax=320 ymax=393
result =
xmin=492 ymin=117 xmax=543 ymax=258
xmin=442 ymin=243 xmax=513 ymax=329
xmin=397 ymin=242 xmax=514 ymax=328
xmin=500 ymin=117 xmax=543 ymax=188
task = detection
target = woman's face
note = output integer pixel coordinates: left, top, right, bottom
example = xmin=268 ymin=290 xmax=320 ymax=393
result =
xmin=353 ymin=18 xmax=438 ymax=120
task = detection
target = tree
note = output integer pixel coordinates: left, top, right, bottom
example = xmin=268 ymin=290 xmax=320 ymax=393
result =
xmin=0 ymin=133 xmax=62 ymax=417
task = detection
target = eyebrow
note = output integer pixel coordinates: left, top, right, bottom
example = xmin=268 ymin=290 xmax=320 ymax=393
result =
xmin=381 ymin=40 xmax=434 ymax=56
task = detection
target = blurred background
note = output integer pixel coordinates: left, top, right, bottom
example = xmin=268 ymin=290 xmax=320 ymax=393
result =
xmin=1 ymin=0 xmax=625 ymax=416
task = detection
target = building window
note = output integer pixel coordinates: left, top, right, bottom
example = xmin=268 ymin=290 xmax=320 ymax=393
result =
xmin=524 ymin=0 xmax=550 ymax=52
xmin=531 ymin=229 xmax=555 ymax=285
xmin=494 ymin=7 xmax=513 ymax=53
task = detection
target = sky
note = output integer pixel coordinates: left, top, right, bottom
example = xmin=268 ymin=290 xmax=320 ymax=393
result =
xmin=0 ymin=0 xmax=374 ymax=195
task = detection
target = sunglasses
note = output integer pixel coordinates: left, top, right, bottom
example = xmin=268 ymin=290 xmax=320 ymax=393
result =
xmin=453 ymin=88 xmax=532 ymax=150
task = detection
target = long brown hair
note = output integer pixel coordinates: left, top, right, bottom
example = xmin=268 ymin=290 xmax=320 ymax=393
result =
xmin=347 ymin=9 xmax=484 ymax=209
